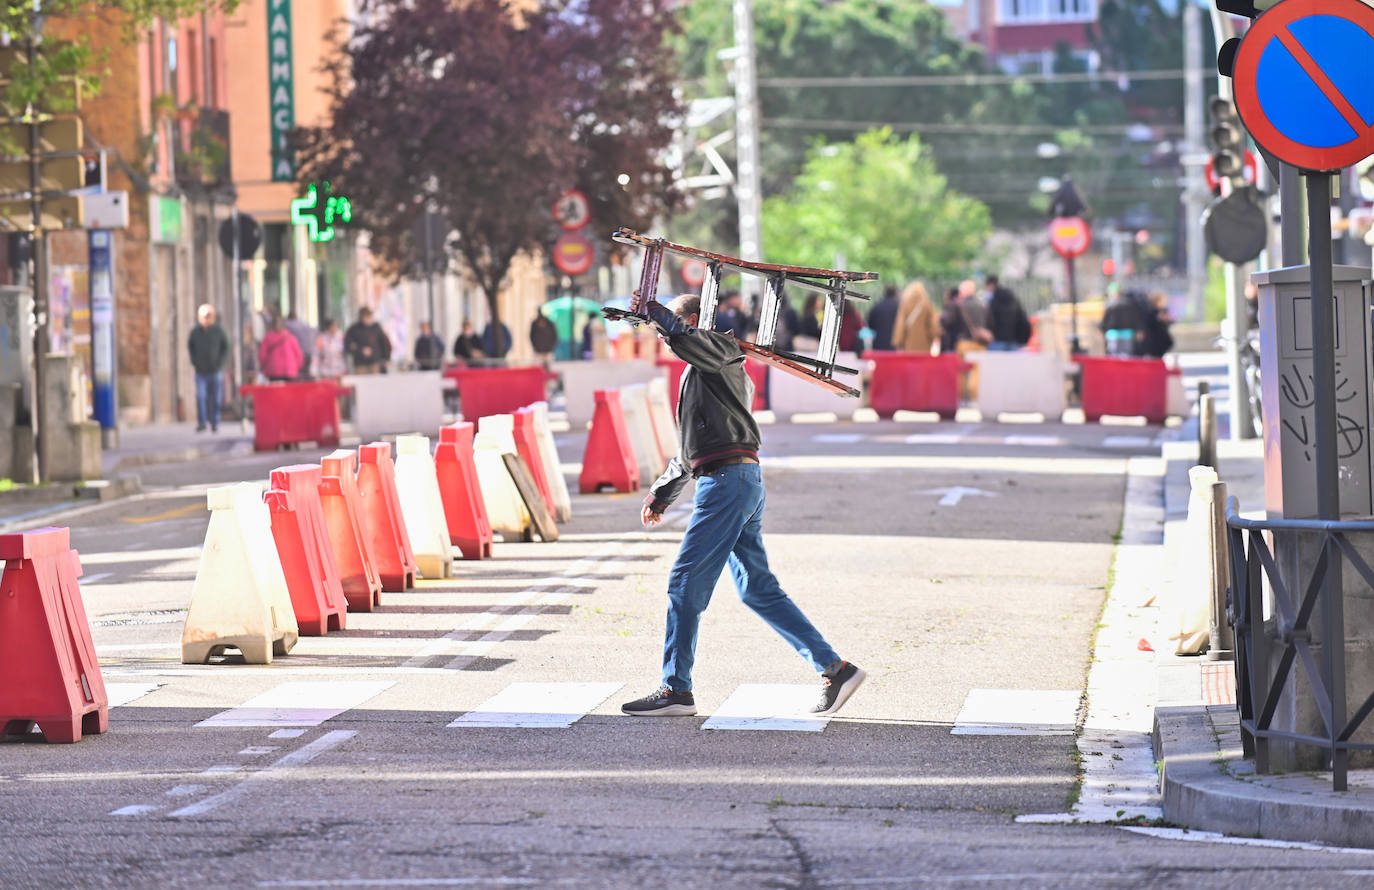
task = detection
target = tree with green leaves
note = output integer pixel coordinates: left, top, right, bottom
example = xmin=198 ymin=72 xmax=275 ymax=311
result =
xmin=761 ymin=128 xmax=990 ymax=288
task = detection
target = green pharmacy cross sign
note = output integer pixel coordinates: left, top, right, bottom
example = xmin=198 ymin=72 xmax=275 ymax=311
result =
xmin=291 ymin=182 xmax=352 ymax=243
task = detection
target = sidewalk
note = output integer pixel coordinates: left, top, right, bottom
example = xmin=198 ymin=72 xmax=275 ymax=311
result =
xmin=1152 ymin=433 xmax=1374 ymax=847
xmin=100 ymin=421 xmax=256 ymax=476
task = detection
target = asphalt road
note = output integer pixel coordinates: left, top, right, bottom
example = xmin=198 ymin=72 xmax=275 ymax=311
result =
xmin=5 ymin=419 xmax=1374 ymax=888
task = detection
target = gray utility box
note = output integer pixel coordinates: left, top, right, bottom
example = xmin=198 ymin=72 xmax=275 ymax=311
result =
xmin=0 ymin=285 xmax=32 ymax=416
xmin=1255 ymin=264 xmax=1374 ymax=519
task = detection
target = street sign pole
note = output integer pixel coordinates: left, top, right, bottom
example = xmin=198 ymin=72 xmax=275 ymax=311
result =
xmin=232 ymin=207 xmax=246 ymax=434
xmin=1065 ymin=256 xmax=1080 ymax=355
xmin=27 ymin=34 xmax=46 ymax=483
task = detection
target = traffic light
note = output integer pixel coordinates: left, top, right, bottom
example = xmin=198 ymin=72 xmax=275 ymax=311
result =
xmin=1215 ymin=0 xmax=1283 ymax=76
xmin=1208 ymin=96 xmax=1246 ymax=184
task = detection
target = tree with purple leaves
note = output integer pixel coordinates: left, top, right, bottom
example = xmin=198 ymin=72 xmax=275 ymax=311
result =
xmin=297 ymin=0 xmax=682 ymax=334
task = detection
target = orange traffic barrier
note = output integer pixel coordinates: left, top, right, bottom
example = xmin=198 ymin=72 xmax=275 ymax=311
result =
xmin=513 ymin=408 xmax=556 ymax=516
xmin=579 ymin=389 xmax=639 ymax=494
xmin=0 ymin=528 xmax=109 ymax=742
xmin=357 ymin=442 xmax=418 ymax=591
xmin=320 ymin=449 xmax=382 ymax=611
xmin=266 ymin=486 xmax=348 ymax=635
xmin=436 ymin=422 xmax=494 ymax=559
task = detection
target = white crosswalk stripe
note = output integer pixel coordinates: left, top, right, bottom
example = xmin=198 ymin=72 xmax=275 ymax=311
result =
xmin=701 ymin=684 xmax=828 ymax=732
xmin=194 ymin=680 xmax=395 ymax=728
xmin=951 ymin=689 xmax=1079 ymax=735
xmin=448 ymin=682 xmax=622 ymax=728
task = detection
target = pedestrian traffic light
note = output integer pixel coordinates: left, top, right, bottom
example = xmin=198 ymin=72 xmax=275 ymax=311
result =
xmin=1208 ymin=96 xmax=1247 ymax=183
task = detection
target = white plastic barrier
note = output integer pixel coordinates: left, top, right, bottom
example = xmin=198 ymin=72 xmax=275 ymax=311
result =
xmin=555 ymin=359 xmax=664 ymax=428
xmin=473 ymin=428 xmax=532 ymax=540
xmin=619 ymin=383 xmax=665 ymax=485
xmin=529 ymin=401 xmax=572 ymax=523
xmin=768 ymin=363 xmax=859 ymax=421
xmin=645 ymin=378 xmax=679 ymax=460
xmin=1168 ymin=465 xmax=1220 ymax=655
xmin=182 ymin=483 xmax=299 ymax=664
xmin=342 ymin=371 xmax=444 ymax=442
xmin=966 ymin=351 xmax=1068 ymax=420
xmin=394 ymin=435 xmax=455 ymax=578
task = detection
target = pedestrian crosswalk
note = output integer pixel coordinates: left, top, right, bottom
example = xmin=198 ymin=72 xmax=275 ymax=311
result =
xmin=107 ymin=678 xmax=854 ymax=732
xmin=808 ymin=430 xmax=1167 ymax=450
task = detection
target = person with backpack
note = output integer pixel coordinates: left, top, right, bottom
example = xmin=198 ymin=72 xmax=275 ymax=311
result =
xmin=984 ymin=275 xmax=1032 ymax=351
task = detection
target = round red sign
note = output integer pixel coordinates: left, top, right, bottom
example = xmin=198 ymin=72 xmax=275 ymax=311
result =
xmin=553 ymin=231 xmax=595 ymax=276
xmin=553 ymin=190 xmax=591 ymax=231
xmin=681 ymin=260 xmax=706 ymax=288
xmin=1049 ymin=216 xmax=1091 ymax=259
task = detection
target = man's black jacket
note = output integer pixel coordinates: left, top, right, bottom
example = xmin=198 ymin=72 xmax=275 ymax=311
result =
xmin=645 ymin=301 xmax=760 ymax=513
xmin=188 ymin=323 xmax=229 ymax=375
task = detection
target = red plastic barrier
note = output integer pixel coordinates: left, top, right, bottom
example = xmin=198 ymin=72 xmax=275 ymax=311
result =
xmin=512 ymin=409 xmax=556 ymax=514
xmin=1075 ymin=356 xmax=1168 ymax=424
xmin=266 ymin=471 xmax=348 ymax=635
xmin=579 ymin=389 xmax=639 ymax=494
xmin=862 ymin=352 xmax=963 ymax=420
xmin=444 ymin=366 xmax=551 ymax=420
xmin=242 ymin=381 xmax=344 ymax=452
xmin=0 ymin=529 xmax=108 ymax=743
xmin=658 ymin=358 xmax=768 ymax=413
xmin=357 ymin=442 xmax=419 ymax=590
xmin=436 ymin=423 xmax=494 ymax=559
xmin=320 ymin=451 xmax=382 ymax=611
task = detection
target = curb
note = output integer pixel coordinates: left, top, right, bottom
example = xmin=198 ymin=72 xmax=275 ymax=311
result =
xmin=1155 ymin=703 xmax=1374 ymax=847
xmin=106 ymin=439 xmax=255 ymax=474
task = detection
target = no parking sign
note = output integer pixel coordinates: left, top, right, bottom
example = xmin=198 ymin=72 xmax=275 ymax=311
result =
xmin=1233 ymin=0 xmax=1374 ymax=171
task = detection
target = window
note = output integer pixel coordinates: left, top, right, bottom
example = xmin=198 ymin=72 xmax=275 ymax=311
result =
xmin=1000 ymin=0 xmax=1095 ymax=24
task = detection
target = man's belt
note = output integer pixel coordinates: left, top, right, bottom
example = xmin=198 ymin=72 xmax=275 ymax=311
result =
xmin=696 ymin=454 xmax=759 ymax=475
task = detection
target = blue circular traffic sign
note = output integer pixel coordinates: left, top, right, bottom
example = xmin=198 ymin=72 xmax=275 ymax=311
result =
xmin=1234 ymin=0 xmax=1374 ymax=171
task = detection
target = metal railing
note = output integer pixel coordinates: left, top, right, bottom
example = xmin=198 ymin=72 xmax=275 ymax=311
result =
xmin=1227 ymin=499 xmax=1374 ymax=790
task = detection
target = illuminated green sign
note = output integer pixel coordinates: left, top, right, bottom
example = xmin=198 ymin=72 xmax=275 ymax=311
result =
xmin=291 ymin=182 xmax=352 ymax=243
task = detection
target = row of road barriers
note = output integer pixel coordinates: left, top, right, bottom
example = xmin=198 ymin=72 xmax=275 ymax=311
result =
xmin=0 ymin=398 xmax=577 ymax=744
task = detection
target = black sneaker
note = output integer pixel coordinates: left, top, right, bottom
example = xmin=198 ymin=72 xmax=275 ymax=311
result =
xmin=812 ymin=662 xmax=866 ymax=715
xmin=621 ymin=687 xmax=697 ymax=716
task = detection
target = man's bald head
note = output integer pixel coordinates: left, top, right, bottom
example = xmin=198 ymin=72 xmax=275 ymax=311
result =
xmin=668 ymin=295 xmax=701 ymax=326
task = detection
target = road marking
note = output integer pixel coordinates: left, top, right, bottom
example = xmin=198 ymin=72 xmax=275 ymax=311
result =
xmin=1103 ymin=435 xmax=1154 ymax=449
xmin=269 ymin=728 xmax=307 ymax=739
xmin=195 ymin=681 xmax=395 ymax=728
xmin=256 ymin=879 xmax=556 ymax=887
xmin=1005 ymin=434 xmax=1065 ymax=447
xmin=1120 ymin=825 xmax=1374 ymax=855
xmin=919 ymin=486 xmax=997 ymax=507
xmin=169 ymin=730 xmax=357 ymax=818
xmin=79 ymin=546 xmax=202 ymax=564
xmin=904 ymin=433 xmax=964 ymax=445
xmin=239 ymin=746 xmax=280 ymax=756
xmin=762 ymin=455 xmax=1125 ymax=475
xmin=951 ymin=689 xmax=1079 ymax=735
xmin=109 ymin=804 xmax=159 ymax=816
xmin=701 ymin=684 xmax=828 ymax=732
xmin=166 ymin=785 xmax=207 ymax=798
xmin=810 ymin=433 xmax=864 ymax=444
xmin=120 ymin=503 xmax=204 ymax=524
xmin=448 ymin=682 xmax=622 ymax=728
xmin=78 ymin=572 xmax=113 ymax=586
xmin=201 ymin=765 xmax=242 ymax=775
xmin=105 ymin=682 xmax=162 ymax=707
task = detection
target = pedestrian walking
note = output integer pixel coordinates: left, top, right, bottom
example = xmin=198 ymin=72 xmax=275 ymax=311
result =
xmin=713 ymin=290 xmax=744 ymax=337
xmin=314 ymin=319 xmax=347 ymax=378
xmin=867 ymin=284 xmax=900 ymax=351
xmin=621 ymin=294 xmax=866 ymax=718
xmin=1100 ymin=285 xmax=1143 ymax=357
xmin=891 ymin=282 xmax=941 ymax=354
xmin=1140 ymin=292 xmax=1175 ymax=358
xmin=259 ymin=315 xmax=304 ymax=382
xmin=984 ymin=275 xmax=1031 ymax=352
xmin=187 ymin=303 xmax=229 ymax=432
xmin=284 ymin=311 xmax=317 ymax=379
xmin=414 ymin=321 xmax=446 ymax=371
xmin=345 ymin=307 xmax=392 ymax=373
xmin=799 ymin=293 xmax=823 ymax=340
xmin=453 ymin=321 xmax=484 ymax=362
xmin=530 ymin=313 xmax=558 ymax=366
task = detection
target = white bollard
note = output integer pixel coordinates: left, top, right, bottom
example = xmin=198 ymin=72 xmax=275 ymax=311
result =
xmin=474 ymin=429 xmax=532 ymax=540
xmin=394 ymin=435 xmax=456 ymax=579
xmin=182 ymin=483 xmax=299 ymax=664
xmin=1168 ymin=465 xmax=1219 ymax=655
xmin=645 ymin=378 xmax=679 ymax=462
xmin=619 ymin=383 xmax=664 ymax=484
xmin=530 ymin=401 xmax=572 ymax=522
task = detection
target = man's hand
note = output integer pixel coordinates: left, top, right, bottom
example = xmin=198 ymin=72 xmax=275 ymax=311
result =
xmin=641 ymin=502 xmax=663 ymax=527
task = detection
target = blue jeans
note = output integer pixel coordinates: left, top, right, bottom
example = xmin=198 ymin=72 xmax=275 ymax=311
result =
xmin=195 ymin=372 xmax=222 ymax=429
xmin=662 ymin=462 xmax=839 ymax=692
xmin=988 ymin=341 xmax=1020 ymax=352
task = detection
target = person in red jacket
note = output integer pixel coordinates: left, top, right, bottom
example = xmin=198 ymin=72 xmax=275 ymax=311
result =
xmin=258 ymin=315 xmax=304 ymax=382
